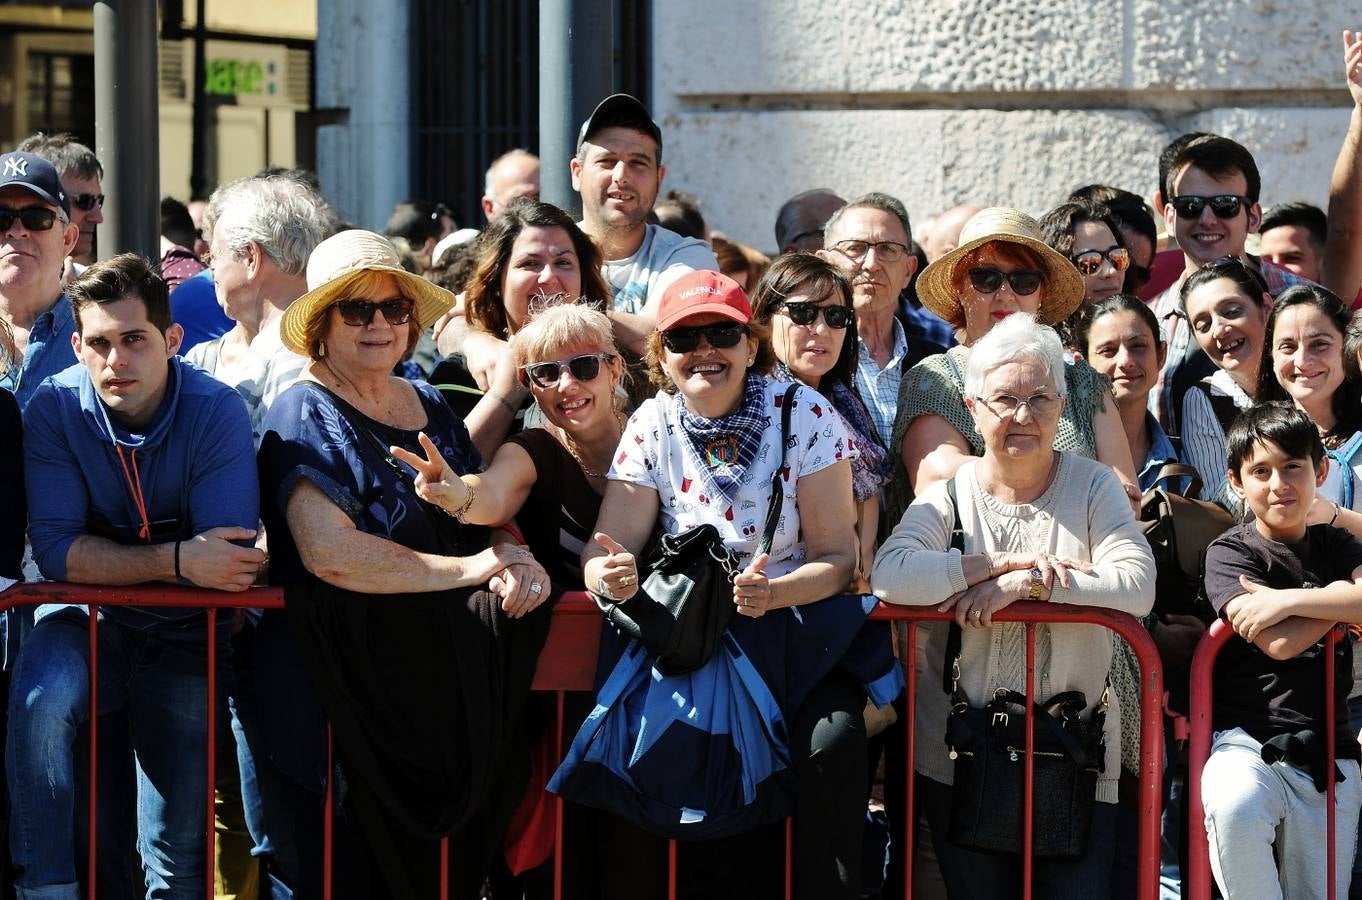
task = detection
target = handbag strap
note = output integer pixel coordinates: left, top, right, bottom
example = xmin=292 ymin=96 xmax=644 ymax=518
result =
xmin=756 ymin=382 xmax=800 ymax=558
xmin=1146 ymin=463 xmax=1204 ymax=500
xmin=942 ymin=477 xmax=966 ymax=697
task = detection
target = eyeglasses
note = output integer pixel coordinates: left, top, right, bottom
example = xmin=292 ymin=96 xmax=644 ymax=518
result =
xmin=520 ymin=352 xmax=615 ymax=389
xmin=967 ymin=267 xmax=1044 ymax=296
xmin=0 ymin=206 xmax=59 ymax=233
xmin=1169 ymin=194 xmax=1252 ymax=220
xmin=660 ymin=322 xmax=746 ymax=353
xmin=1071 ymin=247 xmax=1130 ymax=277
xmin=973 ymin=392 xmax=1060 ymax=419
xmin=71 ymin=193 xmax=105 ymax=212
xmin=335 ymin=297 xmax=416 ymax=326
xmin=830 ymin=239 xmax=910 ymax=263
xmin=781 ymin=301 xmax=853 ymax=329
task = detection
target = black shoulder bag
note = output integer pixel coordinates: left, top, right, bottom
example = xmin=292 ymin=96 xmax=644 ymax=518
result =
xmin=593 ymin=382 xmax=800 ymax=676
xmin=940 ymin=477 xmax=1106 ymax=859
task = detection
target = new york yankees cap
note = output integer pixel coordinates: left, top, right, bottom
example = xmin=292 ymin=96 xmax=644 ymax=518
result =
xmin=0 ymin=151 xmax=71 ymax=217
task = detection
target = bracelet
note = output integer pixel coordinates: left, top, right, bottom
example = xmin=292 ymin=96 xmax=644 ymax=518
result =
xmin=448 ymin=478 xmax=477 ymax=521
xmin=1330 ymin=502 xmax=1342 ymax=527
xmin=488 ymin=393 xmax=518 ymax=415
xmin=174 ymin=540 xmax=183 ymax=581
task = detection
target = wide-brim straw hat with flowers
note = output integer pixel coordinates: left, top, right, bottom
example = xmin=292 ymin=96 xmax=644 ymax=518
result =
xmin=279 ymin=229 xmax=455 ymax=355
xmin=915 ymin=207 xmax=1085 ymax=327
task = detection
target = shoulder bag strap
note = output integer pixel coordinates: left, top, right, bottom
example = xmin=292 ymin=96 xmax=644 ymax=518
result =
xmin=942 ymin=476 xmax=966 ymax=697
xmin=756 ymin=382 xmax=800 ymax=558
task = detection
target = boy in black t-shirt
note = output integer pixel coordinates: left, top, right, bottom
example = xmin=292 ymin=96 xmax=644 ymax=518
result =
xmin=1201 ymin=403 xmax=1362 ymax=899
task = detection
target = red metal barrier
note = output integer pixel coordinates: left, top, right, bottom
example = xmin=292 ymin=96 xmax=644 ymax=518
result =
xmin=1187 ymin=618 xmax=1343 ymax=900
xmin=0 ymin=585 xmax=1163 ymax=899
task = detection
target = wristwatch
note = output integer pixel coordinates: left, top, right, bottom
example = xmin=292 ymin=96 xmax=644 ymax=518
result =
xmin=1027 ymin=567 xmax=1044 ymax=600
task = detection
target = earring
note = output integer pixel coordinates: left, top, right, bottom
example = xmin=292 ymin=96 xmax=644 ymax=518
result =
xmin=317 ymin=339 xmax=327 ymax=359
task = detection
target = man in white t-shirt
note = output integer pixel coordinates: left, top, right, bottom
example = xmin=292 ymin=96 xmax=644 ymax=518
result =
xmin=571 ymin=94 xmax=718 ymax=353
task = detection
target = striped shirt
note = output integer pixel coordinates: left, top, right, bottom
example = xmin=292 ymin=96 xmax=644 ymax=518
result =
xmin=856 ymin=318 xmax=909 ymax=446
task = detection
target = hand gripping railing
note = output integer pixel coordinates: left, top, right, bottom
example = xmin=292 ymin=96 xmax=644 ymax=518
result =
xmin=0 ymin=586 xmax=1163 ymax=899
xmin=1186 ymin=618 xmax=1343 ymax=900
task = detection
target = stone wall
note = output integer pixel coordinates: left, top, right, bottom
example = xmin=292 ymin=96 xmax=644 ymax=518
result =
xmin=651 ymin=1 xmax=1358 ymax=252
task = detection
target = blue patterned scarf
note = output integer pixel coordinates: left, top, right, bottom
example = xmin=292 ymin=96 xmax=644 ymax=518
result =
xmin=675 ymin=375 xmax=769 ymax=502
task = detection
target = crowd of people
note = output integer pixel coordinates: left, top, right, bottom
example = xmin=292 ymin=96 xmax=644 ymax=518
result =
xmin=0 ymin=28 xmax=1359 ymax=900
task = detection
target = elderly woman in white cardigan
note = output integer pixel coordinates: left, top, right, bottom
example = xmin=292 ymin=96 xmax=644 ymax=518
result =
xmin=872 ymin=313 xmax=1154 ymax=898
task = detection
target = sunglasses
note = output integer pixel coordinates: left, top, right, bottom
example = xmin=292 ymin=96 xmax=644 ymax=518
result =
xmin=967 ymin=267 xmax=1044 ymax=296
xmin=1169 ymin=194 xmax=1251 ymax=220
xmin=71 ymin=193 xmax=105 ymax=212
xmin=660 ymin=322 xmax=746 ymax=353
xmin=1071 ymin=247 xmax=1130 ymax=277
xmin=520 ymin=352 xmax=615 ymax=389
xmin=0 ymin=206 xmax=59 ymax=233
xmin=335 ymin=297 xmax=415 ymax=327
xmin=781 ymin=301 xmax=853 ymax=329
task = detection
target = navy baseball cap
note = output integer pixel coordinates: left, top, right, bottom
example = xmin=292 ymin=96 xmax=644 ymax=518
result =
xmin=576 ymin=94 xmax=662 ymax=155
xmin=0 ymin=151 xmax=70 ymax=217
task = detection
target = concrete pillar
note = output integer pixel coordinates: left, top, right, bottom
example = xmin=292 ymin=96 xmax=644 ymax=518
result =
xmin=538 ymin=0 xmax=614 ymax=216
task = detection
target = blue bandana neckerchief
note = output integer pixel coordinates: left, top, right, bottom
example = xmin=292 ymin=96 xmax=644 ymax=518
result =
xmin=675 ymin=374 xmax=769 ymax=502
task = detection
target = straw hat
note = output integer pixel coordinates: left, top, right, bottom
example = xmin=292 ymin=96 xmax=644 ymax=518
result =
xmin=279 ymin=230 xmax=455 ymax=356
xmin=915 ymin=207 xmax=1085 ymax=327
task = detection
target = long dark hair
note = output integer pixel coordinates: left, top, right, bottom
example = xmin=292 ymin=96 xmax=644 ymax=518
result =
xmin=750 ymin=252 xmax=858 ymax=393
xmin=1255 ymin=283 xmax=1362 ymax=446
xmin=463 ymin=198 xmax=609 ymax=336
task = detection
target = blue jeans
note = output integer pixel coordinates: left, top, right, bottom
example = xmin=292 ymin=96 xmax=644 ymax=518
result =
xmin=921 ymin=775 xmax=1118 ymax=899
xmin=6 ymin=609 xmax=225 ymax=900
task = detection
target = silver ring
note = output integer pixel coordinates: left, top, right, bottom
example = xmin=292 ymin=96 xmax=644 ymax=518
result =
xmin=529 ymin=582 xmax=543 ymax=594
xmin=971 ymin=608 xmax=983 ymax=619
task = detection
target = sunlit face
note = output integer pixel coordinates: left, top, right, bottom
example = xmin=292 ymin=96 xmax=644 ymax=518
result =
xmin=0 ymin=186 xmax=78 ymax=294
xmin=523 ymin=336 xmax=621 ymax=436
xmin=1259 ymin=225 xmax=1323 ymax=282
xmin=769 ymin=283 xmax=849 ymax=389
xmin=570 ymin=127 xmax=664 ymax=237
xmin=1229 ymin=438 xmax=1327 ymax=544
xmin=965 ymin=359 xmax=1064 ymax=460
xmin=1083 ymin=309 xmax=1166 ymax=408
xmin=820 ymin=207 xmax=916 ymax=316
xmin=63 ymin=172 xmax=103 ymax=259
xmin=500 ymin=225 xmax=582 ymax=333
xmin=660 ymin=312 xmax=758 ymax=415
xmin=73 ymin=295 xmax=182 ymax=430
xmin=1164 ymin=165 xmax=1260 ymax=266
xmin=1072 ymin=221 xmax=1125 ymax=302
xmin=208 ymin=225 xmax=252 ymax=319
xmin=321 ymin=273 xmax=411 ymax=378
xmin=958 ymin=244 xmax=1045 ymax=344
xmin=1184 ymin=276 xmax=1269 ymax=381
xmin=1270 ymin=304 xmax=1346 ymax=416
xmin=484 ymin=156 xmax=541 ymax=220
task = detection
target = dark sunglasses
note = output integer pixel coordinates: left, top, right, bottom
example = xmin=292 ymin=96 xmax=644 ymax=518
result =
xmin=967 ymin=267 xmax=1044 ymax=296
xmin=1071 ymin=247 xmax=1130 ymax=277
xmin=335 ymin=297 xmax=415 ymax=327
xmin=1169 ymin=194 xmax=1251 ymax=220
xmin=0 ymin=206 xmax=59 ymax=233
xmin=71 ymin=193 xmax=105 ymax=211
xmin=520 ymin=352 xmax=615 ymax=389
xmin=781 ymin=301 xmax=853 ymax=329
xmin=660 ymin=322 xmax=746 ymax=353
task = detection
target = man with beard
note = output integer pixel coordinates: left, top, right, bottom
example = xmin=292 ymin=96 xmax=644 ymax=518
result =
xmin=571 ymin=93 xmax=716 ymax=353
xmin=819 ymin=193 xmax=945 ymax=445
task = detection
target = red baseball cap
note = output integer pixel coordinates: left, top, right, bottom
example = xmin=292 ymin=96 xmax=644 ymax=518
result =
xmin=655 ymin=270 xmax=752 ymax=331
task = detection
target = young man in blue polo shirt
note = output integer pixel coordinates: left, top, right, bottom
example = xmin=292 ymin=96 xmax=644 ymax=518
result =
xmin=9 ymin=253 xmax=263 ymax=899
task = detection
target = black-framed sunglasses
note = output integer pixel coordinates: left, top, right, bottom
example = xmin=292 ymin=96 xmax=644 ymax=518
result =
xmin=781 ymin=301 xmax=853 ymax=329
xmin=1170 ymin=194 xmax=1251 ymax=220
xmin=660 ymin=322 xmax=747 ymax=353
xmin=71 ymin=193 xmax=105 ymax=212
xmin=0 ymin=206 xmax=59 ymax=233
xmin=335 ymin=297 xmax=416 ymax=327
xmin=967 ymin=267 xmax=1044 ymax=296
xmin=1071 ymin=247 xmax=1130 ymax=277
xmin=520 ymin=352 xmax=616 ymax=389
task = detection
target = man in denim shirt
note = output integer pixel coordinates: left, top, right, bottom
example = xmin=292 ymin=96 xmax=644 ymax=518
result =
xmin=0 ymin=151 xmax=80 ymax=410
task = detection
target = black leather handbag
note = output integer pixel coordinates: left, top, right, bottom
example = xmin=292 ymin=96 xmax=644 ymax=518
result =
xmin=595 ymin=383 xmax=800 ymax=676
xmin=940 ymin=478 xmax=1106 ymax=859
